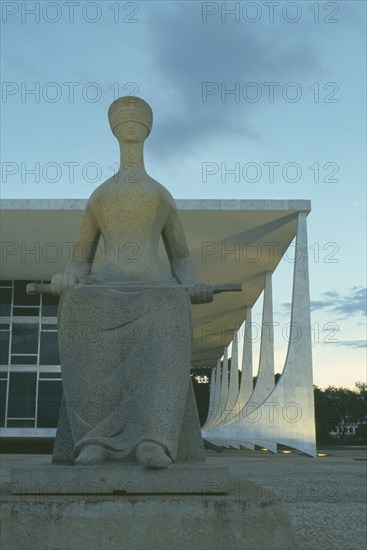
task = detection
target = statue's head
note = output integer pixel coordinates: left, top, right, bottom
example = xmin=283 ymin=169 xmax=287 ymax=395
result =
xmin=108 ymin=96 xmax=153 ymax=142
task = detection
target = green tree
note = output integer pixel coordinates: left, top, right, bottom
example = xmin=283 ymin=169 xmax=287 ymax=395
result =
xmin=314 ymin=382 xmax=367 ymax=444
xmin=314 ymin=386 xmax=339 ymax=444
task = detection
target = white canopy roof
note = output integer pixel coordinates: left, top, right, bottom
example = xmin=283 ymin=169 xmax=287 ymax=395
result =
xmin=1 ymin=199 xmax=311 ymax=366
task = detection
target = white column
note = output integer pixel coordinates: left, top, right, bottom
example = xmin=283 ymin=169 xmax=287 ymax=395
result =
xmin=265 ymin=211 xmax=315 ymax=455
xmin=247 ymin=271 xmax=275 ymax=411
xmin=202 ymin=363 xmax=217 ymax=428
xmin=248 ymin=271 xmax=276 ymax=451
xmin=212 ymin=347 xmax=229 ymax=428
xmin=224 ymin=331 xmax=240 ymax=419
xmin=208 ymin=212 xmax=316 ymax=456
xmin=204 ymin=359 xmax=222 ymax=429
xmin=236 ymin=306 xmax=254 ymax=412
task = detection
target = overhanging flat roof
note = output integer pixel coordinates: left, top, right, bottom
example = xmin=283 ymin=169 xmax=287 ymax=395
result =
xmin=0 ymin=199 xmax=311 ymax=366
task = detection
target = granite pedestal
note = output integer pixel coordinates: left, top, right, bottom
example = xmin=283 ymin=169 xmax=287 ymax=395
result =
xmin=1 ymin=463 xmax=295 ymax=550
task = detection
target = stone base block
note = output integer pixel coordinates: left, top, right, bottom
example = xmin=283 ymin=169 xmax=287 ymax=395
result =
xmin=8 ymin=463 xmax=228 ymax=495
xmin=1 ymin=464 xmax=295 ymax=549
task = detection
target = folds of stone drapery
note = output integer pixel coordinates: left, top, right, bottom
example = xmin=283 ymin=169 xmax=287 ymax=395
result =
xmin=53 ymin=285 xmax=206 ymax=464
xmin=202 ymin=213 xmax=316 ymax=457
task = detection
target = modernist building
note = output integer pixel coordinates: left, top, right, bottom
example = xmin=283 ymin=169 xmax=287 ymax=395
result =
xmin=0 ymin=199 xmax=316 ymax=455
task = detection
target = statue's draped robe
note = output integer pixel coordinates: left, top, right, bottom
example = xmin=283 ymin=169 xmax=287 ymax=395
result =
xmin=52 ymin=282 xmax=205 ymax=463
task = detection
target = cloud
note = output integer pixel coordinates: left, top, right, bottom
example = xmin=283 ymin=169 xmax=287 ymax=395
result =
xmin=322 ymin=290 xmax=339 ymax=299
xmin=281 ymin=287 xmax=367 ymax=318
xmin=141 ymin=3 xmax=324 ymax=158
xmin=337 ymin=340 xmax=367 ymax=349
xmin=278 ymin=302 xmax=291 ymax=316
xmin=331 ymin=287 xmax=366 ymax=317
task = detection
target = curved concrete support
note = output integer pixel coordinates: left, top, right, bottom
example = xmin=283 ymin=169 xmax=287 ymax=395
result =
xmin=219 ymin=348 xmax=229 ymax=411
xmin=253 ymin=441 xmax=277 ymax=454
xmin=202 ymin=363 xmax=218 ymax=428
xmin=211 ymin=274 xmax=277 ymax=451
xmin=203 ymin=213 xmax=316 ymax=456
xmin=204 ymin=435 xmax=255 ymax=452
xmin=203 ymin=360 xmax=221 ymax=429
xmin=217 ymin=308 xmax=254 ymax=425
xmin=209 ymin=348 xmax=229 ymax=428
xmin=236 ymin=307 xmax=254 ymax=412
xmin=224 ymin=331 xmax=240 ymax=419
xmin=252 ymin=211 xmax=315 ymax=455
xmin=244 ymin=273 xmax=277 ymax=451
xmin=238 ymin=442 xmax=255 ymax=451
xmin=247 ymin=271 xmax=275 ymax=412
xmin=207 ymin=332 xmax=244 ymax=449
xmin=205 ymin=311 xmax=254 ymax=446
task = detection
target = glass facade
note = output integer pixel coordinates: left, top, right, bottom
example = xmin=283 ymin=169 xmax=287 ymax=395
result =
xmin=0 ymin=279 xmax=210 ymax=436
xmin=0 ymin=280 xmax=62 ymax=432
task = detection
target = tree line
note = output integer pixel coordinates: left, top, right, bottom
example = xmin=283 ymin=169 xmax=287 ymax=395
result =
xmin=314 ymin=382 xmax=367 ymax=445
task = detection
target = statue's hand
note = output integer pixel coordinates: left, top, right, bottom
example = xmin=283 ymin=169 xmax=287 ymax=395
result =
xmin=187 ymin=283 xmax=214 ymax=304
xmin=50 ymin=273 xmax=80 ymax=296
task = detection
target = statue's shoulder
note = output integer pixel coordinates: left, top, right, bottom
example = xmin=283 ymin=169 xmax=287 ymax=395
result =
xmin=87 ymin=177 xmax=116 ymax=206
xmin=148 ymin=177 xmax=177 ymax=211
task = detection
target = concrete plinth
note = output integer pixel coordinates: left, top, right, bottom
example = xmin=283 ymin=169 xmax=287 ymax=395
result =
xmin=8 ymin=463 xmax=228 ymax=495
xmin=1 ymin=464 xmax=295 ymax=550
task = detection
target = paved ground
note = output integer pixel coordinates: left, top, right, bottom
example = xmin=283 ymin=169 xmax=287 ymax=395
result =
xmin=207 ymin=447 xmax=367 ymax=550
xmin=1 ymin=448 xmax=366 ymax=550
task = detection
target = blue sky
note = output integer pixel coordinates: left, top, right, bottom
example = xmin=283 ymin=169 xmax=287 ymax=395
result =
xmin=1 ymin=0 xmax=366 ymax=388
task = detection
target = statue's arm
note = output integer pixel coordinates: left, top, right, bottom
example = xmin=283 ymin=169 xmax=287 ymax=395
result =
xmin=51 ymin=204 xmax=100 ymax=294
xmin=65 ymin=204 xmax=100 ymax=279
xmin=162 ymin=208 xmax=199 ymax=286
xmin=162 ymin=208 xmax=213 ymax=303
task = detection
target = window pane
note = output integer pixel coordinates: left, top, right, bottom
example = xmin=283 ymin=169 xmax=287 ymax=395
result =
xmin=39 ymin=372 xmax=61 ymax=379
xmin=37 ymin=381 xmax=63 ymax=428
xmin=0 ymin=380 xmax=7 ymax=427
xmin=39 ymin=333 xmax=60 ymax=365
xmin=0 ymin=288 xmax=12 ymax=316
xmin=7 ymin=372 xmax=37 ymax=418
xmin=41 ymin=324 xmax=57 ymax=331
xmin=0 ymin=331 xmax=10 ymax=364
xmin=7 ymin=419 xmax=35 ymax=428
xmin=10 ymin=356 xmax=38 ymax=365
xmin=42 ymin=295 xmax=59 ymax=317
xmin=0 ymin=281 xmax=12 ymax=287
xmin=13 ymin=307 xmax=39 ymax=317
xmin=14 ymin=281 xmax=40 ymax=306
xmin=11 ymin=324 xmax=39 ymax=354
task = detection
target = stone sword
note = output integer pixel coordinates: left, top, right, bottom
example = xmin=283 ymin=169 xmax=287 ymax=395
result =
xmin=26 ymin=282 xmax=242 ymax=296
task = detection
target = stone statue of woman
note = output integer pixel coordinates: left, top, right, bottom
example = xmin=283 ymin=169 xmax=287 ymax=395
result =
xmin=50 ymin=96 xmax=214 ymax=468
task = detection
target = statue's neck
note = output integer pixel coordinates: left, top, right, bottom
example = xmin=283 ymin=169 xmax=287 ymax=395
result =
xmin=118 ymin=142 xmax=147 ymax=176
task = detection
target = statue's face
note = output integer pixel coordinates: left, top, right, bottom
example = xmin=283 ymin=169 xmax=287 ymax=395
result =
xmin=113 ymin=120 xmax=148 ymax=143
